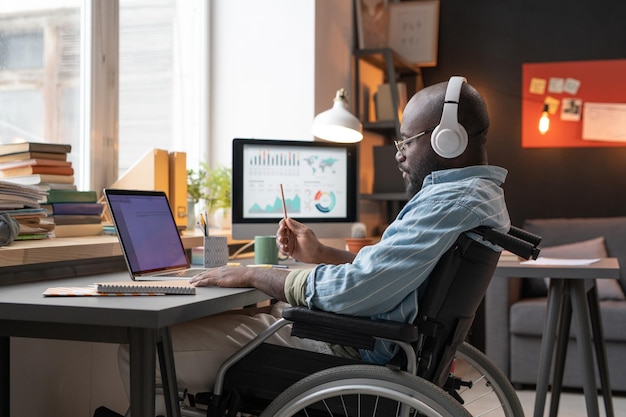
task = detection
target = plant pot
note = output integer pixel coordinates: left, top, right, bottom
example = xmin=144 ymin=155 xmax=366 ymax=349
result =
xmin=186 ymin=199 xmax=196 ymax=231
xmin=210 ymin=207 xmax=232 ymax=229
xmin=345 ymin=237 xmax=374 ymax=254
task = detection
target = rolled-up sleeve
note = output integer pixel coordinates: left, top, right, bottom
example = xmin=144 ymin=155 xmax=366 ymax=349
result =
xmin=284 ymin=268 xmax=312 ymax=306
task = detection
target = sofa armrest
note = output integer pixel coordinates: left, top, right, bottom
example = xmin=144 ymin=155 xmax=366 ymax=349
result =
xmin=485 ymin=274 xmax=523 ymax=377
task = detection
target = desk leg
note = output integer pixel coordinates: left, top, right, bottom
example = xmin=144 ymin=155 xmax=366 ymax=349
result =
xmin=0 ymin=337 xmax=8 ymax=417
xmin=587 ymin=284 xmax=615 ymax=417
xmin=549 ymin=291 xmax=572 ymax=417
xmin=570 ymin=280 xmax=600 ymax=417
xmin=534 ymin=279 xmax=565 ymax=417
xmin=129 ymin=328 xmax=157 ymax=417
xmin=157 ymin=328 xmax=181 ymax=417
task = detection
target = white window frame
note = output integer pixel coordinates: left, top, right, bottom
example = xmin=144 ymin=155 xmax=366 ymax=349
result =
xmin=81 ymin=0 xmax=119 ymax=193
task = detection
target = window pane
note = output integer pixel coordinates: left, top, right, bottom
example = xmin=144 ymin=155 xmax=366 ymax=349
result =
xmin=0 ymin=2 xmax=82 ymax=181
xmin=0 ymin=31 xmax=44 ymax=70
xmin=119 ymin=0 xmax=206 ymax=177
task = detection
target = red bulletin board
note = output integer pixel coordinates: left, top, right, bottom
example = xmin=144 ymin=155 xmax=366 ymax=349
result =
xmin=522 ymin=59 xmax=626 ymax=148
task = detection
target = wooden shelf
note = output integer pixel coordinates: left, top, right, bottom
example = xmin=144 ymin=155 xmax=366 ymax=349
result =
xmin=355 ymin=48 xmax=422 ymax=74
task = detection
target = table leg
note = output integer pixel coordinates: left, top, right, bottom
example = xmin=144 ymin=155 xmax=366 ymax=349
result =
xmin=570 ymin=280 xmax=600 ymax=417
xmin=533 ymin=279 xmax=565 ymax=417
xmin=157 ymin=328 xmax=181 ymax=417
xmin=549 ymin=291 xmax=572 ymax=417
xmin=129 ymin=328 xmax=157 ymax=417
xmin=0 ymin=336 xmax=8 ymax=417
xmin=587 ymin=283 xmax=615 ymax=417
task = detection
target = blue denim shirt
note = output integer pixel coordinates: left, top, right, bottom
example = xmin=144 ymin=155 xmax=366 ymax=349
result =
xmin=298 ymin=165 xmax=510 ymax=363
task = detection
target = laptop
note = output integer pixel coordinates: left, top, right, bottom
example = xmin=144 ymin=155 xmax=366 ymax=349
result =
xmin=104 ymin=189 xmax=209 ymax=281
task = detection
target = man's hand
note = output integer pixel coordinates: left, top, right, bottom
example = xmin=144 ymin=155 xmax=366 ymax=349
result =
xmin=277 ymin=217 xmax=323 ymax=263
xmin=190 ymin=266 xmax=252 ymax=288
xmin=190 ymin=265 xmax=289 ymax=302
xmin=277 ymin=217 xmax=357 ymax=265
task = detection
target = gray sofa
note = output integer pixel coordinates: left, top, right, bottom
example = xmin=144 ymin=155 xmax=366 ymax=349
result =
xmin=485 ymin=217 xmax=626 ymax=391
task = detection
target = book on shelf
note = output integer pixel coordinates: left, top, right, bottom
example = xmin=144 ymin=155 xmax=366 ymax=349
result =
xmin=0 ymin=151 xmax=67 ymax=163
xmin=95 ymin=280 xmax=196 ymax=295
xmin=51 ymin=214 xmax=102 ymax=225
xmin=52 ymin=223 xmax=104 ymax=237
xmin=0 ymin=158 xmax=72 ymax=170
xmin=0 ymin=165 xmax=74 ymax=178
xmin=41 ymin=202 xmax=104 ymax=215
xmin=0 ymin=142 xmax=71 ymax=156
xmin=44 ymin=190 xmax=97 ymax=203
xmin=3 ymin=174 xmax=75 ymax=185
xmin=34 ymin=182 xmax=77 ymax=191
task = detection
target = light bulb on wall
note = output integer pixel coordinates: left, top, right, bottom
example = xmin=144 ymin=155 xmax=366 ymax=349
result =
xmin=312 ymin=89 xmax=363 ymax=143
xmin=538 ymin=103 xmax=550 ymax=135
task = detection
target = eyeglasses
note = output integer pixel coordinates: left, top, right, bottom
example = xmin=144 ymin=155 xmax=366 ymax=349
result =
xmin=394 ymin=128 xmax=435 ymax=155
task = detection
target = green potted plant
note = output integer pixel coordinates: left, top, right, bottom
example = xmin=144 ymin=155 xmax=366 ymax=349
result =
xmin=187 ymin=163 xmax=232 ymax=229
xmin=186 ymin=165 xmax=207 ymax=230
xmin=204 ymin=164 xmax=232 ymax=229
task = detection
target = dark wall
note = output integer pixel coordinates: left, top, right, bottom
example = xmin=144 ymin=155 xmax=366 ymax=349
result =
xmin=421 ymin=0 xmax=626 ymax=226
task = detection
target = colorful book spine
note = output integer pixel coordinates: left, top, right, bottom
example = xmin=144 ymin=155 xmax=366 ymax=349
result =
xmin=41 ymin=202 xmax=104 ymax=215
xmin=0 ymin=165 xmax=74 ymax=178
xmin=45 ymin=190 xmax=97 ymax=203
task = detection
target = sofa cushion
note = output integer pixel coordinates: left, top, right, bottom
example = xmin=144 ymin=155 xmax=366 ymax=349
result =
xmin=539 ymin=237 xmax=625 ymax=301
xmin=511 ymin=298 xmax=626 ymax=341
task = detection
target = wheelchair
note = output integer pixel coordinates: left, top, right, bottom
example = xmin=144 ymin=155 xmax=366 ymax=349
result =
xmin=171 ymin=226 xmax=541 ymax=417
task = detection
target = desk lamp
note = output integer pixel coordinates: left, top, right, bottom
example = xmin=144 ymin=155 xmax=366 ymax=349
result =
xmin=312 ymin=88 xmax=363 ymax=143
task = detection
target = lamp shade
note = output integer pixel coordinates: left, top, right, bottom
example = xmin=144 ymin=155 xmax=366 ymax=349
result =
xmin=312 ymin=89 xmax=363 ymax=143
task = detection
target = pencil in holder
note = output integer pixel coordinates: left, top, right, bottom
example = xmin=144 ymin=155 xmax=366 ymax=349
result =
xmin=204 ymin=236 xmax=228 ymax=268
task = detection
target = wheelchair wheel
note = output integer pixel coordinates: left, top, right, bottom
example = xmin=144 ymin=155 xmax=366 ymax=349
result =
xmin=260 ymin=364 xmax=473 ymax=417
xmin=453 ymin=342 xmax=524 ymax=417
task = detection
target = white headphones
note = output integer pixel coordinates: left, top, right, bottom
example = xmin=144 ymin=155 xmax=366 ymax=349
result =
xmin=431 ymin=76 xmax=468 ymax=159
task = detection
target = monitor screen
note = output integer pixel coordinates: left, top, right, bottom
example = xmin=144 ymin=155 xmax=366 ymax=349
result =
xmin=231 ymin=138 xmax=359 ymax=240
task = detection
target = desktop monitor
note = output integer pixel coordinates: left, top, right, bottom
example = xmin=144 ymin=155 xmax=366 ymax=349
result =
xmin=231 ymin=138 xmax=359 ymax=240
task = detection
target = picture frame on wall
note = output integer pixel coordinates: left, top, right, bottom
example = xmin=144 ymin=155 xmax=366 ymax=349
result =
xmin=387 ymin=0 xmax=440 ymax=67
xmin=355 ymin=0 xmax=390 ymax=49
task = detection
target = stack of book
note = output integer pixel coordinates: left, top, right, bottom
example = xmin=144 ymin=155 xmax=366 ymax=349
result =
xmin=0 ymin=181 xmax=52 ymax=240
xmin=0 ymin=142 xmax=75 ymax=190
xmin=41 ymin=190 xmax=104 ymax=237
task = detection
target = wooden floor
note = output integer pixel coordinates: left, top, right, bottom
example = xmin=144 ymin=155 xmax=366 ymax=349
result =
xmin=515 ymin=389 xmax=626 ymax=417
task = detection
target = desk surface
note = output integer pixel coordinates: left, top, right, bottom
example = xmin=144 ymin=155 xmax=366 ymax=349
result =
xmin=0 ymin=273 xmax=268 ymax=331
xmin=495 ymin=258 xmax=620 ymax=279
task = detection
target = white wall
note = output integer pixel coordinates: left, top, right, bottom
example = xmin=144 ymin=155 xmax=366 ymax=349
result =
xmin=208 ymin=0 xmax=353 ymax=167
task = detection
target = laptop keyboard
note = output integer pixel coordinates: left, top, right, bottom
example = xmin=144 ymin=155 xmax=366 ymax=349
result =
xmin=155 ymin=268 xmax=206 ymax=278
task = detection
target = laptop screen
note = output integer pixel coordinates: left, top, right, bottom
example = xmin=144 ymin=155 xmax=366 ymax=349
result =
xmin=105 ymin=189 xmax=189 ymax=275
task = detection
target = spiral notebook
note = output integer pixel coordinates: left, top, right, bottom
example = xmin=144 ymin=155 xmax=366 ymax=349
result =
xmin=95 ymin=280 xmax=195 ymax=295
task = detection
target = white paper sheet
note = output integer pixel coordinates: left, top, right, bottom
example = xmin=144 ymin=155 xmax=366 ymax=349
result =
xmin=582 ymin=102 xmax=626 ymax=142
xmin=521 ymin=257 xmax=600 ymax=266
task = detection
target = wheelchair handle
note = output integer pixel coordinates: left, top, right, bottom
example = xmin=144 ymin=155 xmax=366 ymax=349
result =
xmin=475 ymin=226 xmax=541 ymax=260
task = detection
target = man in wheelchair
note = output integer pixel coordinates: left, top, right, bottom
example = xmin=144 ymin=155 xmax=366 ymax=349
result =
xmin=117 ymin=77 xmax=511 ymax=415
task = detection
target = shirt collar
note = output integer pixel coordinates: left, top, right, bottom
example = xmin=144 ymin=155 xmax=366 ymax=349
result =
xmin=423 ymin=165 xmax=508 ymax=188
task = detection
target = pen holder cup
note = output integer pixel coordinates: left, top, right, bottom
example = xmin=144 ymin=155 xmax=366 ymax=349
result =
xmin=204 ymin=236 xmax=229 ymax=268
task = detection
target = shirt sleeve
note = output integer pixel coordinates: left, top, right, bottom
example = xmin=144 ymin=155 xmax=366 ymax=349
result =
xmin=284 ymin=268 xmax=312 ymax=306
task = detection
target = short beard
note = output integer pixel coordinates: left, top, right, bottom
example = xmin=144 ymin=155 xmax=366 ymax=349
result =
xmin=404 ymin=158 xmax=444 ymax=197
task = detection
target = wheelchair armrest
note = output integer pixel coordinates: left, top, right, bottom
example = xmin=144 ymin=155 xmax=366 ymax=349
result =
xmin=283 ymin=306 xmax=419 ymax=350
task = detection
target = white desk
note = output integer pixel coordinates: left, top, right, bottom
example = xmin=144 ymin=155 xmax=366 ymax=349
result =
xmin=0 ymin=272 xmax=269 ymax=417
xmin=493 ymin=258 xmax=620 ymax=417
